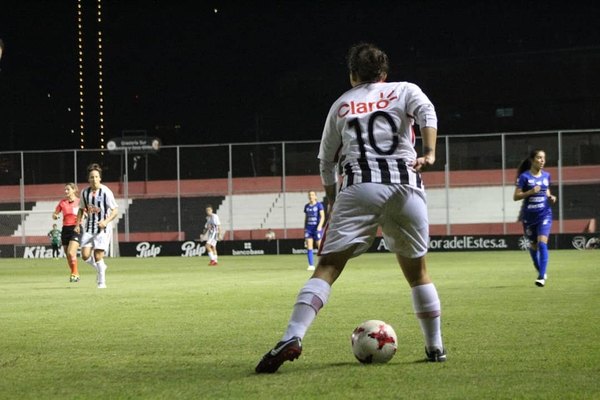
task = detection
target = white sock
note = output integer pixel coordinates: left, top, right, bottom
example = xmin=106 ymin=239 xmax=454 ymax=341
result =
xmin=95 ymin=259 xmax=107 ymax=285
xmin=282 ymin=278 xmax=331 ymax=341
xmin=411 ymin=283 xmax=443 ymax=351
xmin=208 ymin=251 xmax=215 ymax=261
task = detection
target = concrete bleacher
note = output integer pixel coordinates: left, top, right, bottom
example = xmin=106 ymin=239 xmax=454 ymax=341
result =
xmin=12 ymin=199 xmax=131 ymax=236
xmin=219 ymin=192 xmax=325 ymax=231
xmin=123 ymin=196 xmax=225 ymax=240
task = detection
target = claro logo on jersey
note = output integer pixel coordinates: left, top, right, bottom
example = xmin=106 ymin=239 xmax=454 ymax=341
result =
xmin=135 ymin=242 xmax=162 ymax=257
xmin=337 ymin=91 xmax=398 ymax=117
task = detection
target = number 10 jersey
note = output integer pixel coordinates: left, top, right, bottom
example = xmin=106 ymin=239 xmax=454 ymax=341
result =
xmin=318 ymin=81 xmax=438 ymax=191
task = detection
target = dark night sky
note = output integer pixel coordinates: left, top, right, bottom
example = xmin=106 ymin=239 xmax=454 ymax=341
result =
xmin=1 ymin=0 xmax=599 ymax=151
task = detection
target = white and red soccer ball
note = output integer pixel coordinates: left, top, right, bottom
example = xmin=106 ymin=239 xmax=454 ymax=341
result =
xmin=351 ymin=320 xmax=398 ymax=364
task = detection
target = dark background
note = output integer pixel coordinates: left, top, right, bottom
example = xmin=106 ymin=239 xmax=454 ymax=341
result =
xmin=1 ymin=0 xmax=599 ymax=151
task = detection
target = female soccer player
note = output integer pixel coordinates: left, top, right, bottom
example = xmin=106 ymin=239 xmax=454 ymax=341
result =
xmin=303 ymin=191 xmax=325 ymax=271
xmin=513 ymin=149 xmax=557 ymax=287
xmin=203 ymin=205 xmax=222 ymax=266
xmin=256 ymin=43 xmax=445 ymax=373
xmin=75 ymin=164 xmax=119 ymax=289
xmin=52 ymin=183 xmax=81 ymax=282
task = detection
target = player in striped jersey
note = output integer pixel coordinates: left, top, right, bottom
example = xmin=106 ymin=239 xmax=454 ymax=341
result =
xmin=256 ymin=43 xmax=444 ymax=373
xmin=513 ymin=149 xmax=557 ymax=287
xmin=203 ymin=205 xmax=222 ymax=266
xmin=75 ymin=163 xmax=119 ymax=289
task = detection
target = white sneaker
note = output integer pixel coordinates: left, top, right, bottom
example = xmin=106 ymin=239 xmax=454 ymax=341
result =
xmin=307 ymin=265 xmax=315 ymax=271
xmin=97 ymin=283 xmax=107 ymax=289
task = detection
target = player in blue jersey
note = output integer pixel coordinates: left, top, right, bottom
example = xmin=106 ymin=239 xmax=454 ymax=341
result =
xmin=304 ymin=191 xmax=325 ymax=271
xmin=513 ymin=149 xmax=557 ymax=287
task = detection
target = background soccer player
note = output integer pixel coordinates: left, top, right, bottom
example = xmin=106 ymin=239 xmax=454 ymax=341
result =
xmin=203 ymin=205 xmax=221 ymax=266
xmin=47 ymin=224 xmax=61 ymax=259
xmin=256 ymin=42 xmax=445 ymax=373
xmin=53 ymin=183 xmax=81 ymax=282
xmin=513 ymin=149 xmax=557 ymax=287
xmin=303 ymin=191 xmax=325 ymax=271
xmin=75 ymin=164 xmax=119 ymax=289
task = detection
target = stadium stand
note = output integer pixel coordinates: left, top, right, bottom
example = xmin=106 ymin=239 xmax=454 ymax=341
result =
xmin=121 ymin=196 xmax=225 ymax=240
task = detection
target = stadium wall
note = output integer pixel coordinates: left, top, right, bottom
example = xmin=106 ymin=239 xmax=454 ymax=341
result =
xmin=1 ymin=234 xmax=598 ymax=258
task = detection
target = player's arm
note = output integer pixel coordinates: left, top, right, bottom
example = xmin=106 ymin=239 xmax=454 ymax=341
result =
xmin=317 ymin=207 xmax=325 ymax=231
xmin=99 ymin=207 xmax=118 ymax=229
xmin=513 ymin=185 xmax=541 ymax=201
xmin=547 ymin=187 xmax=557 ymax=204
xmin=414 ymin=126 xmax=437 ymax=172
xmin=319 ymin=158 xmax=338 ymax=215
xmin=52 ymin=204 xmax=61 ymax=220
xmin=74 ymin=208 xmax=85 ymax=233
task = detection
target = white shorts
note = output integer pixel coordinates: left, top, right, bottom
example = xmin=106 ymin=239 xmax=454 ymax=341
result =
xmin=320 ymin=183 xmax=429 ymax=258
xmin=80 ymin=228 xmax=111 ymax=251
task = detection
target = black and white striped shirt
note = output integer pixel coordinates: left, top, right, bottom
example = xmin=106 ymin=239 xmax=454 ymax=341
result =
xmin=81 ymin=184 xmax=118 ymax=234
xmin=318 ymin=81 xmax=437 ymax=191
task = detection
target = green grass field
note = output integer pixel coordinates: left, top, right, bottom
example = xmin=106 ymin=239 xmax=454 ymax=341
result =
xmin=1 ymin=251 xmax=599 ymax=399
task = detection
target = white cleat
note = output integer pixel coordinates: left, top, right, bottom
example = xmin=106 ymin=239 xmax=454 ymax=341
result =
xmin=535 ymin=278 xmax=545 ymax=287
xmin=97 ymin=283 xmax=107 ymax=289
xmin=307 ymin=265 xmax=315 ymax=271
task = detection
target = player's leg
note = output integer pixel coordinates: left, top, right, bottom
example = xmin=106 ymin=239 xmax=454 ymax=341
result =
xmin=205 ymin=241 xmax=217 ymax=265
xmin=524 ymin=223 xmax=541 ymax=273
xmin=305 ymin=237 xmax=315 ymax=270
xmin=383 ymin=185 xmax=445 ymax=362
xmin=535 ymin=220 xmax=552 ymax=286
xmin=93 ymin=232 xmax=111 ymax=288
xmin=256 ymin=184 xmax=378 ymax=373
xmin=67 ymin=240 xmax=80 ymax=280
xmin=397 ymin=254 xmax=445 ymax=361
xmin=93 ymin=249 xmax=107 ymax=288
xmin=255 ymin=245 xmax=356 ymax=374
xmin=80 ymin=232 xmax=96 ymax=268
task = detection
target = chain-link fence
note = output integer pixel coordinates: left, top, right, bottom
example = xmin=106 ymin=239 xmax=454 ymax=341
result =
xmin=1 ymin=129 xmax=598 ymax=245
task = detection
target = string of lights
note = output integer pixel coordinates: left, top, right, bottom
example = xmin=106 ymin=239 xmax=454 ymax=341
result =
xmin=76 ymin=0 xmax=85 ymax=149
xmin=97 ymin=0 xmax=105 ymax=150
xmin=76 ymin=0 xmax=105 ymax=150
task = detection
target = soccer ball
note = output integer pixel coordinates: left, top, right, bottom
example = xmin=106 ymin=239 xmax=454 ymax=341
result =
xmin=351 ymin=320 xmax=398 ymax=364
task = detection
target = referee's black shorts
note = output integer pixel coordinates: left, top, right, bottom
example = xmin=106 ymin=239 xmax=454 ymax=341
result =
xmin=61 ymin=225 xmax=81 ymax=246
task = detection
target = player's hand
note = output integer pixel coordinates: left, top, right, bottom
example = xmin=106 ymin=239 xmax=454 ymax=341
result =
xmin=74 ymin=225 xmax=80 ymax=234
xmin=414 ymin=155 xmax=435 ymax=172
xmin=548 ymin=194 xmax=557 ymax=204
xmin=532 ymin=185 xmax=541 ymax=194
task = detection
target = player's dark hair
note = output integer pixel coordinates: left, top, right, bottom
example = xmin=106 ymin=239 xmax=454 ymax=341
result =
xmin=347 ymin=43 xmax=389 ymax=82
xmin=206 ymin=204 xmax=213 ymax=209
xmin=516 ymin=149 xmax=544 ymax=177
xmin=87 ymin=163 xmax=102 ymax=177
xmin=0 ymin=38 xmax=4 ymax=51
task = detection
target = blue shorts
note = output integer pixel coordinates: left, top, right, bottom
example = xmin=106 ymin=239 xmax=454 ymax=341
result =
xmin=304 ymin=226 xmax=322 ymax=241
xmin=523 ymin=217 xmax=553 ymax=243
